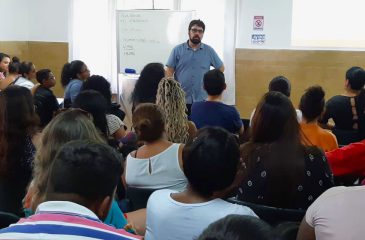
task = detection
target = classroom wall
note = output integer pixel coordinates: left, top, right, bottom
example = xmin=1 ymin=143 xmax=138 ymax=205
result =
xmin=28 ymin=0 xmax=70 ymax=42
xmin=236 ymin=0 xmax=293 ymax=49
xmin=235 ymin=49 xmax=365 ymax=118
xmin=1 ymin=0 xmax=29 ymax=41
xmin=0 ymin=0 xmax=70 ymax=97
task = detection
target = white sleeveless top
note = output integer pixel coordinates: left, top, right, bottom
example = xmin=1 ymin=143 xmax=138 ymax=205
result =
xmin=126 ymin=143 xmax=187 ymax=192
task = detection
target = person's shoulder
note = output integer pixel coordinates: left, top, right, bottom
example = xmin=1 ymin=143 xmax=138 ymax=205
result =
xmin=150 ymin=189 xmax=176 ymax=199
xmin=148 ymin=189 xmax=176 ymax=205
xmin=327 ymin=95 xmax=349 ymax=105
xmin=174 ymin=42 xmax=187 ymax=50
xmin=221 ymin=103 xmax=239 ymax=112
xmin=107 ymin=114 xmax=123 ymax=122
xmin=309 ymin=186 xmax=361 ymax=212
xmin=216 ymin=199 xmax=258 ymax=217
xmin=192 ymin=101 xmax=209 ymax=108
xmin=201 ymin=42 xmax=213 ymax=50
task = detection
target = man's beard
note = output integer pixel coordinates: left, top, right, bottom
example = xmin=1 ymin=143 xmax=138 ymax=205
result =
xmin=190 ymin=37 xmax=201 ymax=44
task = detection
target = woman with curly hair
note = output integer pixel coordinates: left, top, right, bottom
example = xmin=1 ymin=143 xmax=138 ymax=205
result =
xmin=156 ymin=77 xmax=196 ymax=143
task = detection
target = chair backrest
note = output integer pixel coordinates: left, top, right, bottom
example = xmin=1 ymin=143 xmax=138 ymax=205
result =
xmin=125 ymin=187 xmax=157 ymax=212
xmin=227 ymin=198 xmax=305 ymax=226
xmin=0 ymin=211 xmax=19 ymax=229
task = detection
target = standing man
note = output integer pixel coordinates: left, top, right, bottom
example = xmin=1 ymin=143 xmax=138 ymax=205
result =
xmin=166 ymin=19 xmax=224 ymax=115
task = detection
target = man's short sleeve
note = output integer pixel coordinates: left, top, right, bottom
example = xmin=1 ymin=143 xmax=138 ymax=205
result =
xmin=166 ymin=47 xmax=178 ymax=68
xmin=209 ymin=47 xmax=223 ymax=69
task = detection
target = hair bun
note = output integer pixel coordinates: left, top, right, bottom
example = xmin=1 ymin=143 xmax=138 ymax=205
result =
xmin=306 ymin=85 xmax=324 ymax=102
xmin=11 ymin=56 xmax=20 ymax=63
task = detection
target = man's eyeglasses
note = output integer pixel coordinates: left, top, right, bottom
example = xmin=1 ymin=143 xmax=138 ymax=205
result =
xmin=190 ymin=28 xmax=204 ymax=34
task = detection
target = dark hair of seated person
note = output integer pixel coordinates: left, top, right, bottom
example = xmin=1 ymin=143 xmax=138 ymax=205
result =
xmin=203 ymin=69 xmax=226 ymax=96
xmin=243 ymin=91 xmax=329 ymax=208
xmin=130 ymin=62 xmax=165 ymax=109
xmin=197 ymin=214 xmax=274 ymax=240
xmin=132 ymin=103 xmax=165 ymax=143
xmin=19 ymin=61 xmax=35 ymax=79
xmin=0 ymin=86 xmax=39 ymax=178
xmin=182 ymin=127 xmax=240 ymax=198
xmin=61 ymin=60 xmax=86 ymax=87
xmin=35 ymin=69 xmax=52 ymax=85
xmin=268 ymin=76 xmax=291 ymax=97
xmin=346 ymin=66 xmax=365 ymax=91
xmin=45 ymin=140 xmax=122 ymax=220
xmin=72 ymin=90 xmax=109 ymax=138
xmin=299 ymin=85 xmax=325 ymax=122
xmin=82 ymin=75 xmax=112 ymax=109
xmin=8 ymin=58 xmax=20 ymax=74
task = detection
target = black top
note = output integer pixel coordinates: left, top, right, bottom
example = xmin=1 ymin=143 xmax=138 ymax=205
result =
xmin=320 ymin=95 xmax=365 ymax=131
xmin=237 ymin=143 xmax=334 ymax=210
xmin=0 ymin=136 xmax=36 ymax=216
xmin=34 ymin=86 xmax=60 ymax=127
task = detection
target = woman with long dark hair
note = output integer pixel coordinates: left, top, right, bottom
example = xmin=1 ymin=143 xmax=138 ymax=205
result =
xmin=0 ymin=86 xmax=39 ymax=215
xmin=130 ymin=62 xmax=164 ymax=111
xmin=237 ymin=91 xmax=334 ymax=209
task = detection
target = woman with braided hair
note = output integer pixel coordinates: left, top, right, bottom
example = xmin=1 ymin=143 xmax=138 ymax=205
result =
xmin=156 ymin=77 xmax=197 ymax=143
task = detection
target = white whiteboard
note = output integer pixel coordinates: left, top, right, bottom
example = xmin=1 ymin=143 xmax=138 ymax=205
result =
xmin=117 ymin=10 xmax=195 ymax=73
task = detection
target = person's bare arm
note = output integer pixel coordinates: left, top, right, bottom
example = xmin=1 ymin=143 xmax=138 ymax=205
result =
xmin=113 ymin=127 xmax=127 ymax=140
xmin=187 ymin=121 xmax=197 ymax=142
xmin=296 ymin=217 xmax=316 ymax=240
xmin=165 ymin=67 xmax=175 ymax=77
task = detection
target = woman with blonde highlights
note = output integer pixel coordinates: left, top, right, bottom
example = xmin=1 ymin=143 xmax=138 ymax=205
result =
xmin=29 ymin=109 xmax=105 ymax=211
xmin=156 ymin=77 xmax=196 ymax=143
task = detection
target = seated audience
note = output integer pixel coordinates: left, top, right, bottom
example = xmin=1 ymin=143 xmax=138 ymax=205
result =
xmin=198 ymin=215 xmax=273 ymax=240
xmin=82 ymin=74 xmax=126 ymax=121
xmin=191 ymin=69 xmax=243 ymax=136
xmin=237 ymin=91 xmax=334 ymax=209
xmin=156 ymin=77 xmax=197 ymax=143
xmin=297 ymin=186 xmax=365 ymax=240
xmin=33 ymin=69 xmax=59 ymax=128
xmin=130 ymin=62 xmax=165 ymax=112
xmin=73 ymin=90 xmax=126 ymax=140
xmin=125 ymin=103 xmax=187 ymax=192
xmin=326 ymin=139 xmax=365 ymax=176
xmin=0 ymin=58 xmax=20 ymax=90
xmin=299 ymin=85 xmax=338 ymax=151
xmin=145 ymin=127 xmax=257 ymax=240
xmin=319 ymin=66 xmax=365 ymax=142
xmin=61 ymin=60 xmax=90 ymax=108
xmin=14 ymin=61 xmax=36 ymax=89
xmin=0 ymin=86 xmax=39 ymax=216
xmin=26 ymin=109 xmax=127 ymax=229
xmin=0 ymin=53 xmax=10 ymax=80
xmin=0 ymin=140 xmax=140 ymax=239
xmin=250 ymin=76 xmax=302 ymax=124
xmin=81 ymin=75 xmax=127 ymax=140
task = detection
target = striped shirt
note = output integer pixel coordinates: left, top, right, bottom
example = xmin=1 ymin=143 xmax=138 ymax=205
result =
xmin=0 ymin=201 xmax=141 ymax=240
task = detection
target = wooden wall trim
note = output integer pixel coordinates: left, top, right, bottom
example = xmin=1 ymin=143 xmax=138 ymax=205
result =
xmin=235 ymin=48 xmax=365 ymax=118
